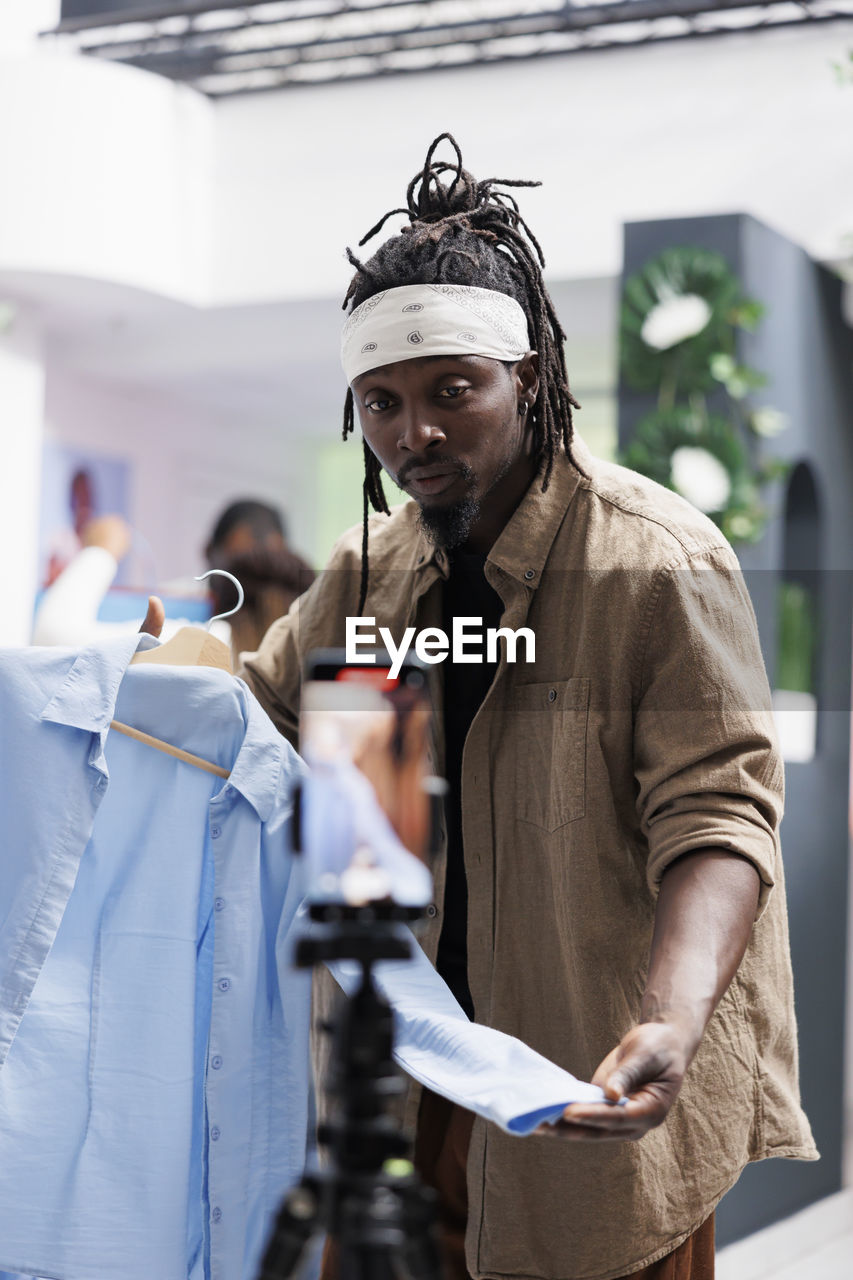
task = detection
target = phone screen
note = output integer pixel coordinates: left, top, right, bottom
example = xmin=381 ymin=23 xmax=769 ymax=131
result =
xmin=299 ymin=650 xmax=434 ymax=885
xmin=301 ymin=651 xmax=427 ymax=763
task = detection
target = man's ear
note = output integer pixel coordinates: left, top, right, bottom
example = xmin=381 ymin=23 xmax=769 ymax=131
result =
xmin=516 ymin=351 xmax=540 ymax=408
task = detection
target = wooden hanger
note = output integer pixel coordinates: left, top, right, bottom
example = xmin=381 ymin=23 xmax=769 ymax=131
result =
xmin=130 ymin=627 xmax=232 ymax=672
xmin=111 ymin=571 xmax=245 ymax=777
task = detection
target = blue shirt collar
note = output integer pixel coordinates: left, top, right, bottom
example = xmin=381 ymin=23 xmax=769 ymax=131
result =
xmin=40 ymin=634 xmax=153 ymax=732
xmin=40 ymin=634 xmax=292 ymax=822
xmin=228 ymin=681 xmax=295 ymax=823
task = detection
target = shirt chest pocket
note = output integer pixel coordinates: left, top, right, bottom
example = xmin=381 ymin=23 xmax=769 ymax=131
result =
xmin=508 ymin=678 xmax=589 ymax=832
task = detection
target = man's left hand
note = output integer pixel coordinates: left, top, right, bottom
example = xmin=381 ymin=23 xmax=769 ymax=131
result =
xmin=538 ymin=1020 xmax=689 ymax=1142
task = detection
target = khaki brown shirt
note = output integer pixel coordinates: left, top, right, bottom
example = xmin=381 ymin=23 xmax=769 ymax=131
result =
xmin=242 ymin=438 xmax=817 ymax=1280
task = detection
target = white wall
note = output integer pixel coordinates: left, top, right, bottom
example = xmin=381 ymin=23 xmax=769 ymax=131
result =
xmin=2 ymin=18 xmax=848 ymax=310
xmin=0 ymin=0 xmax=59 ymax=52
xmin=0 ymin=314 xmax=45 ymax=644
xmin=0 ymin=54 xmax=213 ymax=304
xmin=209 ymin=21 xmax=853 ymax=304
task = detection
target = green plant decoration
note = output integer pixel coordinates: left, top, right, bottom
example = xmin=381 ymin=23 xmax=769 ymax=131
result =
xmin=619 ymin=245 xmax=787 ymax=544
xmin=776 ymin=581 xmax=817 ymax=694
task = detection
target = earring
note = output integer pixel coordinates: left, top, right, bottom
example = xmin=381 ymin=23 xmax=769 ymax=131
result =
xmin=518 ymin=402 xmax=528 ymax=415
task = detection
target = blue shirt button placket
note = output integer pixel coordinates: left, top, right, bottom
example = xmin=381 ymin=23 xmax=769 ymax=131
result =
xmin=208 ymin=801 xmax=229 ymax=1276
xmin=207 ymin=1045 xmax=223 ymax=1270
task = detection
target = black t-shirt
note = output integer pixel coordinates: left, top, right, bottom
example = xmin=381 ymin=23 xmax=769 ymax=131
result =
xmin=436 ymin=551 xmax=503 ymax=1020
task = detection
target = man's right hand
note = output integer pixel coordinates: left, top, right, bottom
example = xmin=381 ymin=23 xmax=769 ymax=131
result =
xmin=140 ymin=596 xmax=165 ymax=638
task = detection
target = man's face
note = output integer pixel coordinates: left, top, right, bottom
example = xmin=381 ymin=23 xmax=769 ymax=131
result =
xmin=216 ymin=523 xmax=284 ymax=558
xmin=352 ymin=353 xmax=539 ymax=551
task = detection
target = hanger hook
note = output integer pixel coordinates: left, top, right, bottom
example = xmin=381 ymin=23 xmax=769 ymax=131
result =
xmin=196 ymin=569 xmax=245 ymax=630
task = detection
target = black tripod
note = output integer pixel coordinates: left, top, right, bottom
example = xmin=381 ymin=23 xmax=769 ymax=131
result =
xmin=258 ymin=903 xmax=443 ymax=1280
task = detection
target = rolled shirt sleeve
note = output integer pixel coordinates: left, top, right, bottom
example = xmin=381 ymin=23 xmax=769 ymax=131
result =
xmin=633 ymin=545 xmax=783 ymax=916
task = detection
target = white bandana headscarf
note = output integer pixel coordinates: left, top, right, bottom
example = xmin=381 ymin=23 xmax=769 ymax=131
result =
xmin=341 ymin=283 xmax=531 ymax=384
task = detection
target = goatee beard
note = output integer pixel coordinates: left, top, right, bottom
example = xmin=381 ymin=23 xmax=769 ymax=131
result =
xmin=417 ymin=494 xmax=481 ymax=550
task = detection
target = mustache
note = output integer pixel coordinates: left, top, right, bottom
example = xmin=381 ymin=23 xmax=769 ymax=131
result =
xmin=395 ymin=455 xmax=474 ymax=487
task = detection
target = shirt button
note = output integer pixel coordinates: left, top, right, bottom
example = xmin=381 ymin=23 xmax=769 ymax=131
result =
xmin=426 ymin=904 xmax=438 ymax=919
xmin=211 ymin=1055 xmax=223 ymax=1070
xmin=214 ymin=897 xmax=225 ymax=911
xmin=211 ymin=1207 xmax=222 ymax=1224
xmin=210 ymin=826 xmax=222 ymax=839
xmin=217 ymin=978 xmax=231 ymax=992
xmin=524 ymin=568 xmax=536 ymax=581
xmin=548 ymin=688 xmax=557 ymax=703
xmin=210 ymin=1126 xmax=221 ymax=1141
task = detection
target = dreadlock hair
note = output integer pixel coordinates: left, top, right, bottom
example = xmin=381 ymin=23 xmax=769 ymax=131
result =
xmin=341 ymin=132 xmax=581 ymax=613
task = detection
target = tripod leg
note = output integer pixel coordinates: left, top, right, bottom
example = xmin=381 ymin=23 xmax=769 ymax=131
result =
xmin=258 ymin=1182 xmax=320 ymax=1280
xmin=392 ymin=1182 xmax=445 ymax=1280
xmin=335 ymin=1241 xmax=398 ymax=1280
xmin=393 ymin=1232 xmax=445 ymax=1280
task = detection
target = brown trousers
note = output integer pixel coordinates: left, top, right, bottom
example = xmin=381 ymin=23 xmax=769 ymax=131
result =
xmin=412 ymin=1090 xmax=716 ymax=1280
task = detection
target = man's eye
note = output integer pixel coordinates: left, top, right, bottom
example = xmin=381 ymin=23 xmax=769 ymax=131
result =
xmin=365 ymin=396 xmax=392 ymax=412
xmin=438 ymin=385 xmax=466 ymax=399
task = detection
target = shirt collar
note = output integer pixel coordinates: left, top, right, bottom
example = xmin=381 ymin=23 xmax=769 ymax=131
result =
xmin=487 ymin=444 xmax=586 ymax=588
xmin=40 ymin=633 xmax=294 ymax=824
xmin=228 ymin=681 xmax=298 ymax=823
xmin=40 ymin=633 xmax=158 ymax=732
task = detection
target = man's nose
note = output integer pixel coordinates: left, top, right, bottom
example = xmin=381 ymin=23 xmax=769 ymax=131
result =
xmin=397 ymin=406 xmax=447 ymax=452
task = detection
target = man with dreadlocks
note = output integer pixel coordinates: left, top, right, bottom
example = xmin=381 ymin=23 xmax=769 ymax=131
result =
xmin=212 ymin=135 xmax=813 ymax=1279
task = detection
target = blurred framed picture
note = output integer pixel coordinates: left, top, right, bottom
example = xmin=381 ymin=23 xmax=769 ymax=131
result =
xmin=39 ymin=442 xmax=131 ymax=588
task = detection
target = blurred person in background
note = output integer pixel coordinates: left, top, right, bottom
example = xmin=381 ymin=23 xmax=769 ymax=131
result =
xmin=205 ymin=499 xmax=315 ymax=655
xmin=32 ymin=498 xmax=313 ymax=659
xmin=44 ymin=467 xmax=96 ymax=586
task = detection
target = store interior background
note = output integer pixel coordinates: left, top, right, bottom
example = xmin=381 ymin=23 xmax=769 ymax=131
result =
xmin=1 ymin=3 xmax=852 ymax=1275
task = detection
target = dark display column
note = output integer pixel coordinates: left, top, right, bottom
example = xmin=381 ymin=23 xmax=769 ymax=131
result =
xmin=619 ymin=214 xmax=853 ymax=1244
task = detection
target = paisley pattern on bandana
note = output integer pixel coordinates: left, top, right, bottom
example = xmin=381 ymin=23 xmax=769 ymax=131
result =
xmin=428 ymin=282 xmax=529 ymax=351
xmin=341 ymin=284 xmax=530 ymax=383
xmin=341 ymin=289 xmax=387 ymax=347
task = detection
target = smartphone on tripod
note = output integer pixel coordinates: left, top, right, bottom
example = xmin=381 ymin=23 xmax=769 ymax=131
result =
xmin=300 ymin=649 xmax=437 ymax=884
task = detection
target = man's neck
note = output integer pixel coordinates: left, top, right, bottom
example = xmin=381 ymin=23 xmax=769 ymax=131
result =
xmin=459 ymin=455 xmax=538 ymax=554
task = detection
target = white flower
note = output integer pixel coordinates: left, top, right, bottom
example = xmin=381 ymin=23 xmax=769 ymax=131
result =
xmin=727 ymin=514 xmax=755 ymax=541
xmin=710 ymin=352 xmax=736 ymax=381
xmin=670 ymin=446 xmax=731 ymax=513
xmin=641 ymin=294 xmax=713 ymax=351
xmin=751 ymin=407 xmax=788 ymax=438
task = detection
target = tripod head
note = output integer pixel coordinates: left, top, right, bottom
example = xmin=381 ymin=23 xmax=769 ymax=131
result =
xmin=296 ymin=901 xmax=422 ymax=966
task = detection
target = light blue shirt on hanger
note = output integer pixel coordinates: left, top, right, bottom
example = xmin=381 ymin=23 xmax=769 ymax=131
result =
xmin=0 ymin=634 xmax=311 ymax=1280
xmin=0 ymin=634 xmax=603 ymax=1280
